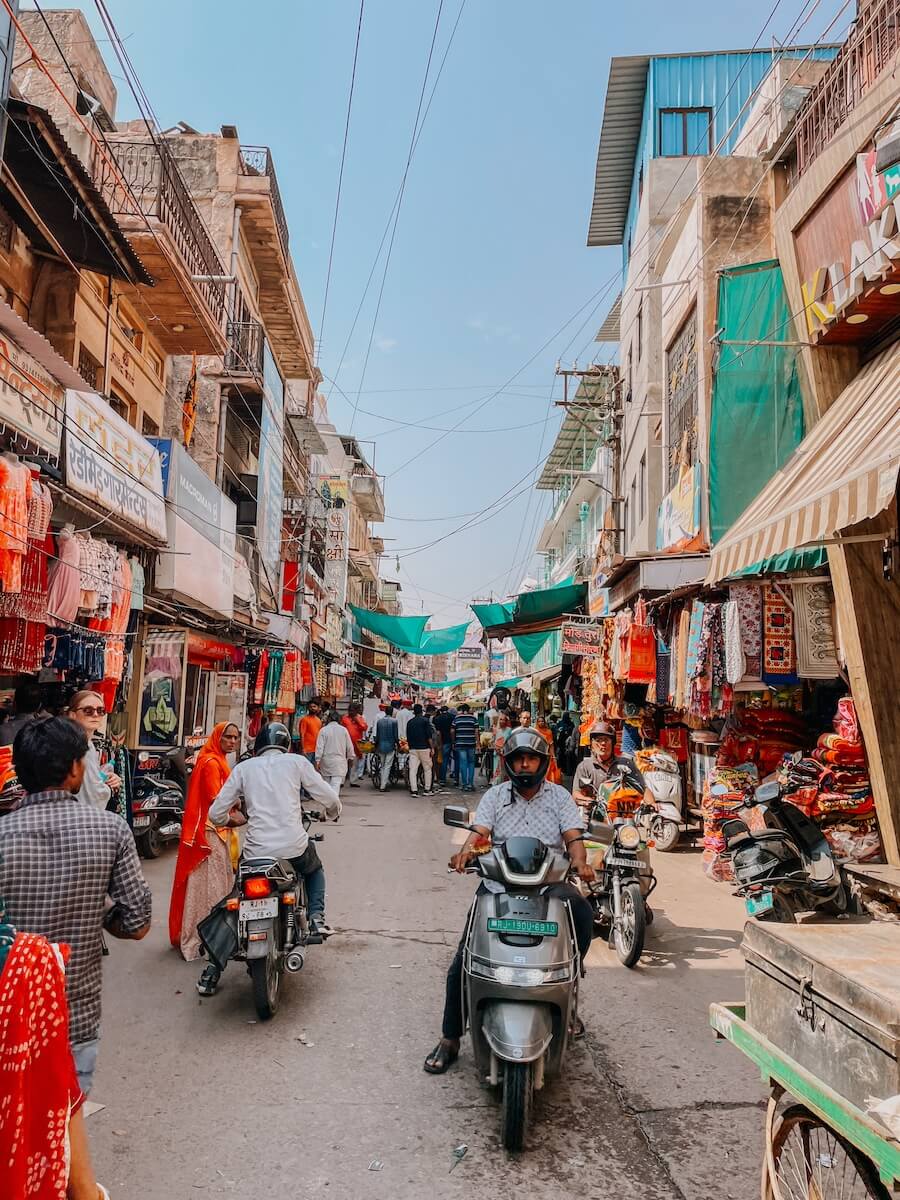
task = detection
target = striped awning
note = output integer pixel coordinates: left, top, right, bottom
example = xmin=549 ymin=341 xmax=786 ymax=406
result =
xmin=707 ymin=345 xmax=900 ymax=583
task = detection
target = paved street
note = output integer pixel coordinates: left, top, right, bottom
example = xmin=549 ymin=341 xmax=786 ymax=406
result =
xmin=88 ymin=782 xmax=766 ymax=1200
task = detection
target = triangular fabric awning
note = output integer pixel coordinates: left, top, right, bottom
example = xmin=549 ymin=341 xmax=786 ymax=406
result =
xmin=397 ymin=675 xmax=466 ymax=689
xmin=707 ymin=344 xmax=900 ymax=583
xmin=417 ymin=622 xmax=470 ymax=655
xmin=471 ymin=577 xmax=588 ymax=638
xmin=349 ymin=606 xmax=428 ymax=652
xmin=512 ymin=631 xmax=553 ymax=663
xmin=494 ymin=676 xmax=524 ymax=689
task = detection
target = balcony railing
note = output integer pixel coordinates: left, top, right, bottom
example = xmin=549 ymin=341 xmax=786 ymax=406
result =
xmin=238 ymin=145 xmax=290 ymax=261
xmin=225 ymin=319 xmax=265 ymax=379
xmin=795 ymin=0 xmax=900 ymax=177
xmin=93 ymin=139 xmax=228 ymax=324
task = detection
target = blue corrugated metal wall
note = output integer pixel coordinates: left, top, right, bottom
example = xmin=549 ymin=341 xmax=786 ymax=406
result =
xmin=621 ymin=46 xmax=839 ymax=268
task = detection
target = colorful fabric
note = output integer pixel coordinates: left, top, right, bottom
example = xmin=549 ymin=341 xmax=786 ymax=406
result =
xmin=728 ymin=583 xmax=762 ymax=679
xmin=168 ymin=724 xmax=237 ymax=953
xmin=685 ymin=601 xmax=706 ymax=681
xmin=762 ymin=584 xmax=798 ymax=684
xmin=0 ymin=930 xmax=82 ymax=1199
xmin=722 ymin=600 xmax=745 ymax=684
xmin=791 ymin=581 xmax=839 ymax=679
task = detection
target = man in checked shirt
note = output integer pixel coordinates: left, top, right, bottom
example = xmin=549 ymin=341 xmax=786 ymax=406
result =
xmin=0 ymin=718 xmax=152 ymax=1093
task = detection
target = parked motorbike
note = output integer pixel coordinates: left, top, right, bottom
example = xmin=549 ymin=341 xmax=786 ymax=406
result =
xmin=636 ymin=748 xmax=685 ymax=852
xmin=722 ymin=778 xmax=847 ymax=922
xmin=582 ymin=807 xmax=656 ymax=967
xmin=443 ymin=803 xmax=580 ymax=1152
xmin=226 ymin=812 xmax=327 ymax=1020
xmin=131 ymin=747 xmax=191 ymax=858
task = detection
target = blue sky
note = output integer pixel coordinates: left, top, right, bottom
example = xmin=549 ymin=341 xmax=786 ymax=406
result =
xmin=64 ymin=0 xmax=849 ymax=626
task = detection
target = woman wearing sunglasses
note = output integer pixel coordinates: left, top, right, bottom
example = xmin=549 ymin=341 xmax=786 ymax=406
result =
xmin=67 ymin=690 xmax=122 ymax=810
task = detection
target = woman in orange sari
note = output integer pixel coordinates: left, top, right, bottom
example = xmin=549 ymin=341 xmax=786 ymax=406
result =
xmin=169 ymin=723 xmax=241 ymax=960
xmin=535 ymin=714 xmax=562 ymax=784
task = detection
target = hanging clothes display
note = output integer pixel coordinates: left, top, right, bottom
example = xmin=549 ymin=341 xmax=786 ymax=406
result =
xmin=762 ymin=583 xmax=799 ymax=685
xmin=263 ymin=650 xmax=285 ymax=710
xmin=46 ymin=527 xmax=81 ymax=624
xmin=0 ymin=509 xmax=50 ymax=674
xmin=791 ymin=581 xmax=839 ymax=679
xmin=0 ymin=455 xmax=32 ymax=594
xmin=728 ymin=583 xmax=762 ymax=680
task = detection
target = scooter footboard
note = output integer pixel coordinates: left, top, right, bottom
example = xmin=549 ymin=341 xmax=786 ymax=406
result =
xmin=482 ymin=1001 xmax=553 ymax=1064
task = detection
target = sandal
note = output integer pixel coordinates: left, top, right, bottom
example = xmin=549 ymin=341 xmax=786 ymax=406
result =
xmin=569 ymin=1015 xmax=586 ymax=1040
xmin=423 ymin=1041 xmax=459 ymax=1074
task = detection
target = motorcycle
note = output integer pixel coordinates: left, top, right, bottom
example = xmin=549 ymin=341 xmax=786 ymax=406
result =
xmin=582 ymin=806 xmax=656 ymax=968
xmin=131 ymin=747 xmax=190 ymax=858
xmin=443 ymin=803 xmax=580 ymax=1152
xmin=224 ymin=812 xmax=327 ymax=1020
xmin=635 ymin=747 xmax=685 ymax=852
xmin=722 ymin=777 xmax=847 ymax=922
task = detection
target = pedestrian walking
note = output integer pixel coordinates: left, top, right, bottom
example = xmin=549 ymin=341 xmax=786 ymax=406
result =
xmin=536 ymin=714 xmax=563 ymax=784
xmin=433 ymin=704 xmax=455 ymax=786
xmin=406 ymin=703 xmax=435 ymax=795
xmin=315 ymin=711 xmax=356 ymax=795
xmin=298 ymin=699 xmax=322 ymax=765
xmin=341 ymin=702 xmax=368 ymax=786
xmin=453 ymin=703 xmax=479 ymax=792
xmin=374 ymin=704 xmax=400 ymax=791
xmin=0 ymin=718 xmax=151 ymax=1093
xmin=168 ymin=722 xmax=242 ymax=961
xmin=395 ymin=698 xmax=413 ymax=742
xmin=67 ymin=690 xmax=122 ymax=810
xmin=492 ymin=711 xmax=512 ymax=784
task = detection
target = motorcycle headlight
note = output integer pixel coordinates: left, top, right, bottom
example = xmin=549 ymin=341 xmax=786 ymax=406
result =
xmin=617 ymin=823 xmax=641 ymax=851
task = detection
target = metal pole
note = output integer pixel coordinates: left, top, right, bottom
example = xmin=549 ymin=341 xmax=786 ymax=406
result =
xmin=294 ymin=492 xmax=313 ymax=618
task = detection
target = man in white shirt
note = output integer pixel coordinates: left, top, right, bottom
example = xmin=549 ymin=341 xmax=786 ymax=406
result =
xmin=395 ymin=699 xmax=413 ymax=741
xmin=201 ymin=722 xmax=341 ymax=995
xmin=315 ymin=712 xmax=356 ymax=794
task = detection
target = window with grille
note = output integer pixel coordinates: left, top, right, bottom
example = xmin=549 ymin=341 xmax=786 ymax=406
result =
xmin=78 ymin=344 xmax=102 ymax=391
xmin=665 ymin=310 xmax=698 ymax=490
xmin=659 ymin=107 xmax=712 ymax=156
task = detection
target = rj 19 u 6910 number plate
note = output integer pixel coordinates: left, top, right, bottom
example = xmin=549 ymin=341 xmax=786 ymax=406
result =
xmin=487 ymin=918 xmax=558 ymax=936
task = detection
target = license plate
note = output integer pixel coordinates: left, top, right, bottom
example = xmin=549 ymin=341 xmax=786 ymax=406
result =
xmin=487 ymin=918 xmax=558 ymax=936
xmin=746 ymin=891 xmax=775 ymax=916
xmin=239 ymin=897 xmax=278 ymax=921
xmin=606 ymin=857 xmax=640 ymax=870
xmin=133 ymin=815 xmax=151 ymax=828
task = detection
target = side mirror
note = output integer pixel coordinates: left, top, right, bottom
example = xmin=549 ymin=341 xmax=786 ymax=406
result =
xmin=754 ymin=781 xmax=780 ymax=806
xmin=443 ymin=804 xmax=471 ymax=830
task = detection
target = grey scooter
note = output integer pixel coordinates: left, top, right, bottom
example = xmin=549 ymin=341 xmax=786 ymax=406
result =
xmin=443 ymin=804 xmax=580 ymax=1152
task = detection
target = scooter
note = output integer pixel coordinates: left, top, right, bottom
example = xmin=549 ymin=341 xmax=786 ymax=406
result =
xmin=131 ymin=747 xmax=190 ymax=858
xmin=722 ymin=778 xmax=847 ymax=922
xmin=637 ymin=748 xmax=685 ymax=852
xmin=443 ymin=803 xmax=580 ymax=1152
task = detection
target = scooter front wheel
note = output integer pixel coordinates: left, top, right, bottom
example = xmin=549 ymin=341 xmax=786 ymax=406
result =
xmin=614 ymin=881 xmax=646 ymax=968
xmin=651 ymin=816 xmax=680 ymax=853
xmin=501 ymin=1061 xmax=533 ymax=1153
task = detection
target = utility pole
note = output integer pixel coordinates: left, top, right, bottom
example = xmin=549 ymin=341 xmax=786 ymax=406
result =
xmin=294 ymin=485 xmax=314 ymax=619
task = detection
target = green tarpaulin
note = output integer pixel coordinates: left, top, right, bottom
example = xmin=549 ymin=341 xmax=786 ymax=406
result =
xmin=397 ymin=676 xmax=466 ymax=689
xmin=710 ymin=261 xmax=805 ymax=545
xmin=733 ymin=546 xmax=828 ymax=578
xmin=512 ymin=631 xmax=553 ymax=663
xmin=471 ymin=578 xmax=586 ymax=636
xmin=417 ymin=622 xmax=470 ymax=655
xmin=470 ymin=601 xmax=514 ymax=630
xmin=494 ymin=677 xmax=524 ymax=689
xmin=349 ymin=606 xmax=428 ymax=652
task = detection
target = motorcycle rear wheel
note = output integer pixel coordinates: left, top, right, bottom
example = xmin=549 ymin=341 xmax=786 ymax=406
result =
xmin=249 ymin=947 xmax=281 ymax=1020
xmin=614 ymin=881 xmax=646 ymax=968
xmin=136 ymin=825 xmax=161 ymax=859
xmin=501 ymin=1061 xmax=533 ymax=1153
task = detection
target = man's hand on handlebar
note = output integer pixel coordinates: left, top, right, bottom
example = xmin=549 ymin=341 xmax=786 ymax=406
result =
xmin=449 ymin=848 xmax=474 ymax=873
xmin=575 ymin=862 xmax=597 ymax=884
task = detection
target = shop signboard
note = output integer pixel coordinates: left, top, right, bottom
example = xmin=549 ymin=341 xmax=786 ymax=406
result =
xmin=320 ymin=475 xmax=349 ymax=611
xmin=256 ymin=342 xmax=284 ymax=600
xmin=457 ymin=646 xmax=483 ymax=661
xmin=490 ymin=652 xmax=505 ymax=674
xmin=373 ymin=652 xmax=389 ymax=671
xmin=325 ymin=605 xmax=344 ymax=658
xmin=0 ymin=330 xmax=64 ymax=455
xmin=588 ymin=554 xmax=610 ymax=618
xmin=657 ymin=464 xmax=703 ymax=554
xmin=150 ymin=439 xmax=236 ymax=620
xmin=65 ymin=389 xmax=166 ymax=539
xmin=561 ymin=622 xmax=601 ymax=657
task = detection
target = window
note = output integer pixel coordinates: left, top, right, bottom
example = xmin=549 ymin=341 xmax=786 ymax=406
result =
xmin=147 ymin=348 xmax=163 ymax=380
xmin=108 ymin=393 xmax=129 ymax=422
xmin=630 ymin=477 xmax=636 ymax=537
xmin=0 ymin=202 xmax=13 ymax=253
xmin=141 ymin=412 xmax=159 ymax=436
xmin=625 ymin=349 xmax=632 ymax=404
xmin=622 ymin=498 xmax=630 ymax=551
xmin=637 ymin=300 xmax=643 ymax=362
xmin=78 ymin=344 xmax=102 ymax=391
xmin=666 ymin=310 xmax=698 ymax=489
xmin=638 ymin=164 xmax=644 ymax=204
xmin=659 ymin=107 xmax=713 ymax=156
xmin=639 ymin=453 xmax=646 ymax=522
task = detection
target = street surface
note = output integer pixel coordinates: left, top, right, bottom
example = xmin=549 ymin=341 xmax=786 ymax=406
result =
xmin=89 ymin=782 xmax=766 ymax=1199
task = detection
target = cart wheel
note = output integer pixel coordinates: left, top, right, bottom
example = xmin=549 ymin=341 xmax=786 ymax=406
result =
xmin=765 ymin=1104 xmax=890 ymax=1200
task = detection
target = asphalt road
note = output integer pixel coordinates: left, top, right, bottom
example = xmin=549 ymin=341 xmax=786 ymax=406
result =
xmin=86 ymin=780 xmax=766 ymax=1200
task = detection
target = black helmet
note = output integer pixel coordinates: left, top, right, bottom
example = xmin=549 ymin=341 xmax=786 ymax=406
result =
xmin=254 ymin=721 xmax=291 ymax=753
xmin=502 ymin=726 xmax=550 ymax=794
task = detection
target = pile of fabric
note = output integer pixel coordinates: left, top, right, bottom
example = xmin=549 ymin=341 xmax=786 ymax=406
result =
xmin=779 ymin=698 xmax=882 ymax=864
xmin=701 ymin=762 xmax=760 ymax=882
xmin=717 ymin=705 xmax=808 ymax=775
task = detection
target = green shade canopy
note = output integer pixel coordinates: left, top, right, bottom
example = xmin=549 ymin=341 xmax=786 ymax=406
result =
xmin=350 ymin=606 xmax=428 ymax=652
xmin=418 ymin=622 xmax=470 ymax=655
xmin=732 ymin=546 xmax=828 ymax=578
xmin=471 ymin=601 xmax=514 ymax=630
xmin=512 ymin=630 xmax=553 ymax=664
xmin=397 ymin=675 xmax=466 ymax=689
xmin=472 ymin=578 xmax=587 ymax=637
xmin=494 ymin=676 xmax=525 ymax=689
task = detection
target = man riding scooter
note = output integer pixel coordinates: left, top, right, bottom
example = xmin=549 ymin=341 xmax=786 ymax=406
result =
xmin=199 ymin=722 xmax=341 ymax=996
xmin=423 ymin=726 xmax=595 ymax=1075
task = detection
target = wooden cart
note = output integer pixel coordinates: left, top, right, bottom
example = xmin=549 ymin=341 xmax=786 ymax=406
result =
xmin=710 ymin=1001 xmax=900 ymax=1198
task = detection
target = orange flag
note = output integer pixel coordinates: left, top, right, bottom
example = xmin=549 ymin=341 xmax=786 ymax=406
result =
xmin=182 ymin=352 xmax=198 ymax=447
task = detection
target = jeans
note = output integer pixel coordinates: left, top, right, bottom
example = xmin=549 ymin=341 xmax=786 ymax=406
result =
xmin=354 ymin=756 xmax=366 ymax=781
xmin=378 ymin=749 xmax=395 ymax=789
xmin=289 ymin=843 xmax=326 ymax=919
xmin=441 ymin=883 xmax=594 ymax=1040
xmin=408 ymin=748 xmax=432 ymax=792
xmin=438 ymin=742 xmax=451 ymax=783
xmin=72 ymin=1037 xmax=100 ymax=1095
xmin=457 ymin=746 xmax=475 ymax=789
